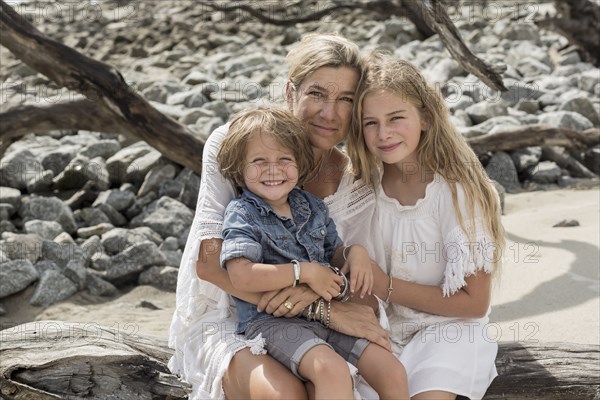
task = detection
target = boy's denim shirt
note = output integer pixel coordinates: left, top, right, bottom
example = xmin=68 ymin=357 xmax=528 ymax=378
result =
xmin=221 ymin=187 xmax=343 ymax=333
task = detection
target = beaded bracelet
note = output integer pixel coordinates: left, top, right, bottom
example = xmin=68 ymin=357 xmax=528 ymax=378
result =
xmin=319 ymin=298 xmax=325 ymax=324
xmin=325 ymin=300 xmax=331 ymax=328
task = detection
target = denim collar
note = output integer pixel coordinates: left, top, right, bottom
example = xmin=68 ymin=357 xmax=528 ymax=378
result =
xmin=241 ymin=187 xmax=311 ymax=220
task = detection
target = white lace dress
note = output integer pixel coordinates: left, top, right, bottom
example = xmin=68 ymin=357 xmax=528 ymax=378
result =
xmin=168 ymin=124 xmax=386 ymax=399
xmin=376 ymin=174 xmax=498 ymax=399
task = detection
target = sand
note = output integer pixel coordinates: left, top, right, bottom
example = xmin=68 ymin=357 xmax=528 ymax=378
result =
xmin=1 ymin=187 xmax=599 ymax=346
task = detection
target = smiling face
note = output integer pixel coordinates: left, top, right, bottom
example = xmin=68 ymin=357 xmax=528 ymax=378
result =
xmin=243 ymin=131 xmax=299 ymax=209
xmin=288 ymin=66 xmax=359 ymax=152
xmin=362 ymin=90 xmax=428 ymax=168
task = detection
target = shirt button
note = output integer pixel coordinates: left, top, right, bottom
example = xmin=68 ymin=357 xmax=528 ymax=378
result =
xmin=320 ymin=229 xmax=325 ymax=236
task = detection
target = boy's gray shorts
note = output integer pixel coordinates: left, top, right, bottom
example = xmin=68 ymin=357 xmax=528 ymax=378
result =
xmin=244 ymin=316 xmax=370 ymax=380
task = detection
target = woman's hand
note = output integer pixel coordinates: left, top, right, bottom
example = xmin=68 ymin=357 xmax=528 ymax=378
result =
xmin=257 ymin=284 xmax=319 ymax=317
xmin=329 ymin=301 xmax=391 ymax=351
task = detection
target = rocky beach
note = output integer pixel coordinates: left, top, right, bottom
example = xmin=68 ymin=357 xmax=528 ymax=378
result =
xmin=1 ymin=0 xmax=599 ymax=349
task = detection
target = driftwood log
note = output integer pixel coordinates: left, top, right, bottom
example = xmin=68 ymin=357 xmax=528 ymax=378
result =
xmin=1 ymin=321 xmax=598 ymax=399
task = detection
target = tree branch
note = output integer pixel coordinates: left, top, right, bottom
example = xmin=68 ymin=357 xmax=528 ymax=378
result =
xmin=0 ymin=1 xmax=204 ymax=175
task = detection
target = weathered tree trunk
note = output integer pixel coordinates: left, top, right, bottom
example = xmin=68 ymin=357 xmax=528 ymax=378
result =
xmin=536 ymin=0 xmax=600 ymax=66
xmin=1 ymin=322 xmax=598 ymax=399
xmin=466 ymin=126 xmax=600 ymax=154
xmin=0 ymin=0 xmax=205 ymax=175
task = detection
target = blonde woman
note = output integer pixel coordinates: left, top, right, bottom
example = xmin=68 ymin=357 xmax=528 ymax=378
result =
xmin=348 ymin=54 xmax=505 ymax=399
xmin=169 ymin=34 xmax=390 ymax=399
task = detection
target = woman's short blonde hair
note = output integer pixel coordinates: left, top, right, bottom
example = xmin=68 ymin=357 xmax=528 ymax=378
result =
xmin=286 ymin=32 xmax=363 ymax=88
xmin=218 ymin=107 xmax=315 ymax=189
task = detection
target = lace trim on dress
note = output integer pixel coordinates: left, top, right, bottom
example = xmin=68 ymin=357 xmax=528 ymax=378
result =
xmin=326 ymin=178 xmax=376 ymax=219
xmin=441 ymin=223 xmax=495 ymax=297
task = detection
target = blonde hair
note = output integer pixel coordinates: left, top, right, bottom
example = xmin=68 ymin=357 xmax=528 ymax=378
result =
xmin=348 ymin=53 xmax=505 ymax=271
xmin=286 ymin=32 xmax=363 ymax=88
xmin=218 ymin=107 xmax=315 ymax=189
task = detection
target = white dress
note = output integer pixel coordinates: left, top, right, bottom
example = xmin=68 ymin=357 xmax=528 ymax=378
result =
xmin=376 ymin=174 xmax=498 ymax=399
xmin=168 ymin=124 xmax=387 ymax=399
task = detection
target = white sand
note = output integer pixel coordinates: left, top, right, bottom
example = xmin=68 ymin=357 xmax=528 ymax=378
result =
xmin=1 ymin=188 xmax=599 ymax=346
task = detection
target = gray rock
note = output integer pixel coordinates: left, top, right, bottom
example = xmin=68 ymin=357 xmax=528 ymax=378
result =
xmin=77 ymin=223 xmax=114 ymax=239
xmin=138 ymin=164 xmax=177 ymax=198
xmin=515 ymin=99 xmax=540 ymax=114
xmin=1 ymin=233 xmax=43 ymax=263
xmin=161 ymin=249 xmax=182 ymax=267
xmin=511 ymin=147 xmax=542 ymax=173
xmin=167 ymin=89 xmax=208 ymax=108
xmin=41 ymin=240 xmax=86 ymax=269
xmin=101 ymin=227 xmax=162 ymax=255
xmin=178 ymin=226 xmax=190 ymax=249
xmin=0 ymin=304 xmax=4 ymax=316
xmin=92 ymin=189 xmax=135 ymax=212
xmin=559 ymin=97 xmax=600 ymax=126
xmin=180 ymin=108 xmax=217 ymax=125
xmin=64 ymin=258 xmax=87 ymax=290
xmin=0 ymin=187 xmax=22 ymax=208
xmin=202 ymin=101 xmax=229 ymax=119
xmin=130 ymin=197 xmax=194 ymax=239
xmin=446 ymin=95 xmax=474 ymax=113
xmin=125 ymin=150 xmax=164 ymax=182
xmin=86 ymin=273 xmax=118 ymax=296
xmin=96 ymin=203 xmax=127 ymax=227
xmin=0 ymin=247 xmax=8 ymax=263
xmin=502 ymin=23 xmax=540 ymax=42
xmin=80 ymin=235 xmax=105 ymax=262
xmin=516 ymin=57 xmax=552 ymax=77
xmin=54 ymin=156 xmax=110 ymax=191
xmin=553 ymin=219 xmax=580 ymax=227
xmin=459 ymin=116 xmax=521 ymax=138
xmin=465 ymin=101 xmax=508 ymax=124
xmin=583 ymin=145 xmax=600 ymax=175
xmin=141 ymin=81 xmax=188 ymax=103
xmin=192 ymin=117 xmax=225 ymax=141
xmin=20 ymin=196 xmax=77 ymax=233
xmin=578 ymin=69 xmax=600 ymax=94
xmin=124 ymin=192 xmax=157 ymax=219
xmin=24 ymin=220 xmax=64 ymax=240
xmin=508 ymin=41 xmax=551 ymax=67
xmin=0 ymin=259 xmax=38 ymax=298
xmin=0 ymin=149 xmax=44 ymax=190
xmin=105 ymin=241 xmax=167 ymax=285
xmin=182 ymin=70 xmax=212 ymax=85
xmin=34 ymin=260 xmax=61 ymax=276
xmin=555 ymin=51 xmax=581 ymax=66
xmin=450 ymin=110 xmax=472 ymax=128
xmin=542 ymin=146 xmax=596 ymax=178
xmin=528 ymin=161 xmax=562 ymax=184
xmin=77 ymin=207 xmax=112 ymax=226
xmin=29 ymin=269 xmax=78 ymax=307
xmin=0 ymin=220 xmax=15 ymax=236
xmin=0 ymin=203 xmax=15 ymax=221
xmin=485 ymin=151 xmax=521 ymax=193
xmin=424 ymin=58 xmax=464 ymax=86
xmin=53 ymin=232 xmax=76 ymax=244
xmin=176 ymin=168 xmax=201 ymax=209
xmin=40 ymin=145 xmax=80 ymax=175
xmin=159 ymin=180 xmax=184 ymax=199
xmin=26 ymin=169 xmax=54 ymax=193
xmin=138 ymin=266 xmax=178 ymax=292
xmin=150 ymin=101 xmax=187 ymax=119
xmin=159 ymin=237 xmax=180 ymax=251
xmin=80 ymin=139 xmax=121 ymax=160
xmin=538 ymin=111 xmax=594 ymax=131
xmin=500 ymin=79 xmax=545 ymax=107
xmin=106 ymin=143 xmax=152 ymax=185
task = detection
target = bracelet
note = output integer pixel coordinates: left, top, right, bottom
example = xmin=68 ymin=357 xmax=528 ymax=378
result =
xmin=384 ymin=274 xmax=394 ymax=303
xmin=319 ymin=298 xmax=325 ymax=324
xmin=325 ymin=300 xmax=331 ymax=328
xmin=342 ymin=245 xmax=352 ymax=261
xmin=291 ymin=259 xmax=301 ymax=287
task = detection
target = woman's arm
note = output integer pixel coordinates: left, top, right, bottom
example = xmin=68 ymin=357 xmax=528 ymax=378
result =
xmin=371 ymin=264 xmax=491 ymax=318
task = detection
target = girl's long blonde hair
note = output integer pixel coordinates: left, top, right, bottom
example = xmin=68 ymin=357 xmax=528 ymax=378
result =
xmin=348 ymin=53 xmax=505 ymax=271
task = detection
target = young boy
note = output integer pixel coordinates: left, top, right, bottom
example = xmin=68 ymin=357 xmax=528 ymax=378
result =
xmin=217 ymin=107 xmax=408 ymax=399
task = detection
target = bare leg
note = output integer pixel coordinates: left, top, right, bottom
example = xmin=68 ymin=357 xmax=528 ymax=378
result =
xmin=223 ymin=348 xmax=308 ymax=399
xmin=297 ymin=344 xmax=354 ymax=399
xmin=412 ymin=392 xmax=456 ymax=400
xmin=356 ymin=343 xmax=409 ymax=400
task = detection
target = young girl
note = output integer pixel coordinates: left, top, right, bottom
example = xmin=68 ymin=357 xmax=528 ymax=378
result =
xmin=348 ymin=54 xmax=505 ymax=399
xmin=218 ymin=107 xmax=409 ymax=399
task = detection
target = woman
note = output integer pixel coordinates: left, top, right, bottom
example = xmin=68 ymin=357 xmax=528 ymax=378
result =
xmin=347 ymin=54 xmax=505 ymax=399
xmin=169 ymin=33 xmax=389 ymax=399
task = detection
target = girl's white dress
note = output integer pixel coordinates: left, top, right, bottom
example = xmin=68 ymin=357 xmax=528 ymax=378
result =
xmin=168 ymin=124 xmax=386 ymax=399
xmin=375 ymin=174 xmax=498 ymax=399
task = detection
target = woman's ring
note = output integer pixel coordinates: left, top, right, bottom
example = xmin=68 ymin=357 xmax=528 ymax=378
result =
xmin=283 ymin=301 xmax=294 ymax=310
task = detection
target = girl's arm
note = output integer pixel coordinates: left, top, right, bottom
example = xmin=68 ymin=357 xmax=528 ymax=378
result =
xmin=371 ymin=264 xmax=491 ymax=318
